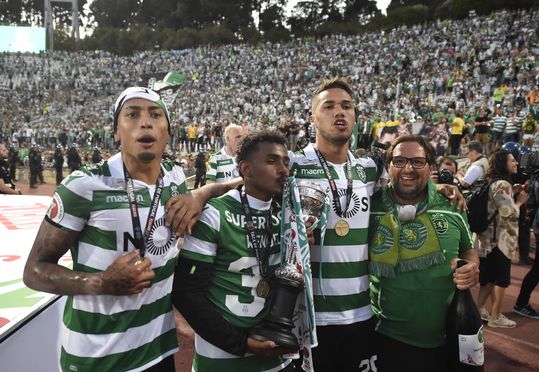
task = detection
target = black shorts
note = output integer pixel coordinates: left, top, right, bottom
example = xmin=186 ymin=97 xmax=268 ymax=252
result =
xmin=311 ymin=318 xmax=377 ymax=372
xmin=479 ymin=247 xmax=511 ymax=288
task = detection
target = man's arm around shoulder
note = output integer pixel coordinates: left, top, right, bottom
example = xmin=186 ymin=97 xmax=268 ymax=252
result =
xmin=166 ymin=177 xmax=243 ymax=236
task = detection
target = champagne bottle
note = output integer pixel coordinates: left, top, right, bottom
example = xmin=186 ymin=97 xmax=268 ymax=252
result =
xmin=446 ymin=260 xmax=485 ymax=371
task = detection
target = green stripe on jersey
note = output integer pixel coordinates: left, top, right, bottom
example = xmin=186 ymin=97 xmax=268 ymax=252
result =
xmin=293 ymin=164 xmax=329 ymax=179
xmin=79 ymin=225 xmax=117 ymax=251
xmin=64 ymin=294 xmax=172 ymax=334
xmin=216 ymin=158 xmax=234 ymax=166
xmin=152 ymin=257 xmax=177 ymax=283
xmin=190 ymin=217 xmax=219 ymax=243
xmin=311 ymin=260 xmax=368 ymax=279
xmin=92 ymin=189 xmax=152 ymax=209
xmin=73 ymin=257 xmax=176 ymax=284
xmin=194 ymin=352 xmax=286 ymax=372
xmin=161 ymin=182 xmax=187 ymax=203
xmin=180 ymin=249 xmax=216 ymax=264
xmin=60 ymin=329 xmax=177 ymax=372
xmin=56 ymin=184 xmax=92 ymax=218
xmin=314 ymin=291 xmax=370 ymax=313
xmin=292 ymin=163 xmax=378 ymax=183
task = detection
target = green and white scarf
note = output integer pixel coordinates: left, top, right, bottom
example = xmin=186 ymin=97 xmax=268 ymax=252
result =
xmin=370 ymin=180 xmax=446 ymax=278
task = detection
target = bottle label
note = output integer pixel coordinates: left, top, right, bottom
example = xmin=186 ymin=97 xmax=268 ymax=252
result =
xmin=458 ymin=326 xmax=485 ymax=366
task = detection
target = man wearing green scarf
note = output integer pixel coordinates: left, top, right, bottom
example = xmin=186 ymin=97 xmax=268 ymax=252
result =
xmin=369 ymin=135 xmax=479 ymax=372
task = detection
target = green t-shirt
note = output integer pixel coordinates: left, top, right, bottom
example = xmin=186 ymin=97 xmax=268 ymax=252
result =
xmin=369 ymin=186 xmax=474 ymax=348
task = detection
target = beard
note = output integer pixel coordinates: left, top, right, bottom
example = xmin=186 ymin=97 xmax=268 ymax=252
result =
xmin=392 ymin=180 xmax=428 ymax=202
xmin=137 ymin=152 xmax=156 ymax=161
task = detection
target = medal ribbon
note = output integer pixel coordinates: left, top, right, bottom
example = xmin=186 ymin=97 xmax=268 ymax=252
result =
xmin=239 ymin=188 xmax=272 ymax=278
xmin=124 ymin=163 xmax=164 ymax=257
xmin=314 ymin=148 xmax=353 ymax=219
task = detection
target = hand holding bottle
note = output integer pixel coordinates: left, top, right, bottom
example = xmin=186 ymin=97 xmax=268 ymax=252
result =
xmin=446 ymin=260 xmax=485 ymax=371
xmin=451 ymin=258 xmax=479 ymax=290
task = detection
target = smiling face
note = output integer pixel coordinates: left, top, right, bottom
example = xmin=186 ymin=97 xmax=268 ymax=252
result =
xmin=389 ymin=141 xmax=431 ymax=205
xmin=114 ymin=98 xmax=170 ymax=164
xmin=506 ymin=153 xmax=518 ymax=175
xmin=311 ymin=88 xmax=355 ymax=147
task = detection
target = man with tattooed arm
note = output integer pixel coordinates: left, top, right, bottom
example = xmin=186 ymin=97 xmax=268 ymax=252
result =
xmin=23 ymin=87 xmax=235 ymax=372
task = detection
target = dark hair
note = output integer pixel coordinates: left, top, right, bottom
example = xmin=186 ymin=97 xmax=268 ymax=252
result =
xmin=487 ymin=149 xmax=514 ymax=183
xmin=467 ymin=141 xmax=484 ymax=155
xmin=386 ymin=135 xmax=436 ymax=166
xmin=380 ymin=126 xmax=398 ymax=137
xmin=438 ymin=156 xmax=458 ymax=172
xmin=236 ymin=130 xmax=287 ymax=178
xmin=311 ymin=77 xmax=354 ymax=112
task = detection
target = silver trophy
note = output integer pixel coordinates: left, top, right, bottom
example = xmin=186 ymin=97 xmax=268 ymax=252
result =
xmin=297 ymin=180 xmax=327 ymax=231
xmin=249 ymin=180 xmax=326 ymax=349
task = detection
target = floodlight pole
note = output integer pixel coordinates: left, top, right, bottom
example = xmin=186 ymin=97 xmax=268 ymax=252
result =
xmin=44 ymin=0 xmax=80 ymax=51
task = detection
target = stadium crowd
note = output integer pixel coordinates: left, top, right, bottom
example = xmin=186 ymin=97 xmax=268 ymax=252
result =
xmin=3 ymin=8 xmax=539 ymax=371
xmin=1 ymin=9 xmax=539 ymax=163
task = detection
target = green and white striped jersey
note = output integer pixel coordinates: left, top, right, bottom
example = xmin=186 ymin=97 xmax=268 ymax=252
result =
xmin=492 ymin=115 xmax=507 ymax=133
xmin=180 ymin=189 xmax=290 ymax=372
xmin=46 ymin=153 xmax=186 ymax=372
xmin=206 ymin=147 xmax=239 ymax=183
xmin=290 ymin=143 xmax=379 ymax=326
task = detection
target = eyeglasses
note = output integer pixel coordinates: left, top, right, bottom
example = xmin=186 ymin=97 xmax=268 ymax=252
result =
xmin=391 ymin=156 xmax=428 ymax=169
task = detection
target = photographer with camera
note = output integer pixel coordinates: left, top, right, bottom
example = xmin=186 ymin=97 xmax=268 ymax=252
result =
xmin=363 ymin=126 xmax=396 ymax=188
xmin=455 ymin=141 xmax=489 ymax=189
xmin=432 ymin=156 xmax=463 ymax=192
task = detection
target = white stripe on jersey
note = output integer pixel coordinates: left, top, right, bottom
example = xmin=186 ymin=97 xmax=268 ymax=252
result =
xmin=310 ymin=243 xmax=368 ymax=263
xmin=183 ymin=235 xmax=218 ymax=257
xmin=77 ymin=241 xmax=122 ymax=271
xmin=195 ymin=334 xmax=240 ymax=359
xmin=315 ymin=305 xmax=372 ymax=326
xmin=62 ymin=311 xmax=176 ymax=358
xmin=57 ymin=211 xmax=87 ymax=231
xmin=199 ymin=203 xmax=221 ymax=232
xmin=312 ymin=275 xmax=370 ymax=296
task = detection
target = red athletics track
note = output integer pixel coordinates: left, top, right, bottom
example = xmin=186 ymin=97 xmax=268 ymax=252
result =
xmin=18 ymin=181 xmax=539 ymax=372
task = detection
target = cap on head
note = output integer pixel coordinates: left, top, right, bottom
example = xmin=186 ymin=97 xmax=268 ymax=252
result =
xmin=113 ymin=87 xmax=171 ymax=135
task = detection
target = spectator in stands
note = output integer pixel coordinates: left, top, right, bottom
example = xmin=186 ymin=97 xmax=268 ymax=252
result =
xmin=67 ymin=145 xmax=82 ymax=173
xmin=194 ymin=151 xmax=207 ymax=189
xmin=513 ymin=175 xmax=539 ymax=320
xmin=475 ymin=150 xmax=528 ymax=328
xmin=206 ymin=124 xmax=243 ymax=184
xmin=456 ymin=141 xmax=489 ymax=189
xmin=0 ymin=143 xmax=21 ymax=194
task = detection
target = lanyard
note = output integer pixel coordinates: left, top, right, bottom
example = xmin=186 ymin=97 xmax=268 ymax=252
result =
xmin=239 ymin=188 xmax=273 ymax=278
xmin=314 ymin=148 xmax=353 ymax=218
xmin=124 ymin=164 xmax=164 ymax=257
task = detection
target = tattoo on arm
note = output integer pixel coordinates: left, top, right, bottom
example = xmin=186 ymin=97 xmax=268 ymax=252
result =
xmin=23 ymin=220 xmax=103 ymax=296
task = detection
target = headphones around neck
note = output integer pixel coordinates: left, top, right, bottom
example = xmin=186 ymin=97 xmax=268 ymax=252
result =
xmin=397 ymin=204 xmax=417 ymax=222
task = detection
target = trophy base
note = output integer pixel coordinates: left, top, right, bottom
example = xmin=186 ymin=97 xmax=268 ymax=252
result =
xmin=249 ymin=322 xmax=300 ymax=350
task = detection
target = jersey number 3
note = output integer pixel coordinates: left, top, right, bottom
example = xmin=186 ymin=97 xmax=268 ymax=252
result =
xmin=225 ymin=256 xmax=265 ymax=317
